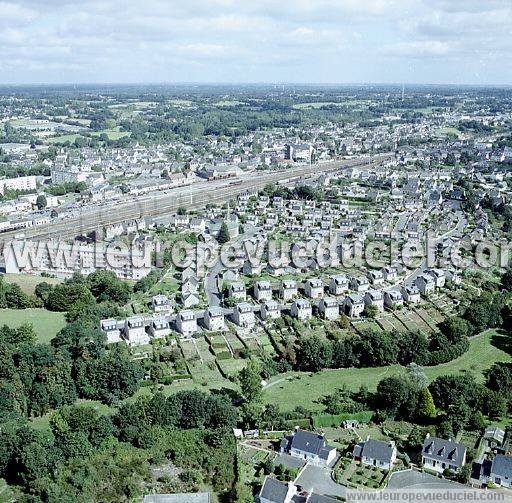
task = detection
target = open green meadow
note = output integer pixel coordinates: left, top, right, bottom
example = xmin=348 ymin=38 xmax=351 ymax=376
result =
xmin=0 ymin=308 xmax=66 ymax=344
xmin=263 ymin=330 xmax=510 ymax=411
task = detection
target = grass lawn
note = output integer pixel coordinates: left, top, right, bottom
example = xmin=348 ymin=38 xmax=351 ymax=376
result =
xmin=263 ymin=330 xmax=510 ymax=411
xmin=3 ymin=273 xmax=62 ymax=295
xmin=0 ymin=308 xmax=66 ymax=343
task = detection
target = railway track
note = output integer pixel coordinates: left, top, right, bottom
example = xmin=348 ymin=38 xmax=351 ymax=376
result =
xmin=0 ymin=155 xmax=391 ymax=242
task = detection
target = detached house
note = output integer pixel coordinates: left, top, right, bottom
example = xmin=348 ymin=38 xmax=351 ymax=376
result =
xmin=101 ymin=319 xmax=121 ymax=344
xmin=429 ymin=269 xmax=446 ymax=288
xmin=151 ymin=294 xmax=172 ymax=314
xmin=349 ymin=275 xmax=369 ymax=293
xmin=318 ymin=297 xmax=340 ymax=320
xmin=254 ymin=280 xmax=273 ymax=302
xmin=280 ymin=428 xmax=337 ymax=467
xmin=368 ymin=270 xmax=384 ymax=286
xmin=291 ymin=299 xmax=312 ymax=321
xmin=232 ymin=303 xmax=255 ymax=328
xmin=421 ymin=435 xmax=466 ymax=474
xmin=364 ymin=289 xmax=384 ymax=312
xmin=329 ymin=275 xmax=349 ymax=295
xmin=280 ymin=280 xmax=298 ymax=301
xmin=481 ymin=455 xmax=512 ymax=488
xmin=261 ymin=300 xmax=281 ymax=320
xmin=344 ymin=293 xmax=365 ymax=318
xmin=124 ymin=316 xmax=149 ymax=346
xmin=204 ymin=307 xmax=225 ymax=331
xmin=415 ymin=274 xmax=435 ymax=295
xmin=228 ymin=282 xmax=246 ymax=300
xmin=384 ymin=290 xmax=403 ymax=308
xmin=148 ymin=317 xmax=170 ymax=339
xmin=353 ymin=438 xmax=397 ymax=470
xmin=304 ymin=278 xmax=324 ymax=299
xmin=401 ymin=284 xmax=421 ymax=304
xmin=176 ymin=310 xmax=197 ymax=336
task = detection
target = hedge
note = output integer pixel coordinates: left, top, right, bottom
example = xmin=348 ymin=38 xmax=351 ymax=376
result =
xmin=312 ymin=410 xmax=374 ymax=428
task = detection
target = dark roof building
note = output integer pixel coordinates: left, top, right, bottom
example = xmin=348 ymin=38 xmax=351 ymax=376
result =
xmin=421 ymin=435 xmax=466 ymax=474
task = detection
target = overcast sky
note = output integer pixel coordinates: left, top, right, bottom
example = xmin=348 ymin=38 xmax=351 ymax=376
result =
xmin=1 ymin=0 xmax=511 ymax=85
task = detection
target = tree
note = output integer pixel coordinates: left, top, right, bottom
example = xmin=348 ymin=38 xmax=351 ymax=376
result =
xmin=238 ymin=359 xmax=262 ymax=403
xmin=296 ymin=335 xmax=332 ymax=372
xmin=36 ymin=194 xmax=47 ymax=210
xmin=218 ymin=222 xmax=230 ymax=244
xmin=417 ymin=388 xmax=436 ymax=420
xmin=363 ymin=304 xmax=378 ymax=319
xmin=439 ymin=317 xmax=469 ymax=341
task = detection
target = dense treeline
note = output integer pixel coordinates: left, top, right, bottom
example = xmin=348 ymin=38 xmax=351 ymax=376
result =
xmin=0 ymin=320 xmax=143 ymax=420
xmin=294 ymin=325 xmax=469 ymax=372
xmin=0 ymin=389 xmax=238 ymax=500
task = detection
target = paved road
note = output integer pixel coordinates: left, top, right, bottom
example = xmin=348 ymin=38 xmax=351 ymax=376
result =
xmin=295 ymin=464 xmax=346 ymax=498
xmin=387 ymin=470 xmax=463 ymax=489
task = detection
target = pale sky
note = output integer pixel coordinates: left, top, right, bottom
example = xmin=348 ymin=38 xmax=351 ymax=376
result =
xmin=1 ymin=0 xmax=511 ymax=85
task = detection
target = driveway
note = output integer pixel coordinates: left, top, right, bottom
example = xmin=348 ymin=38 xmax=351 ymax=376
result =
xmin=295 ymin=464 xmax=346 ymax=499
xmin=387 ymin=470 xmax=463 ymax=489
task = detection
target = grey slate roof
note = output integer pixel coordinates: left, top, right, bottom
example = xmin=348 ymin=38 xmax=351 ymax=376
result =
xmin=308 ymin=494 xmax=340 ymax=503
xmin=290 ymin=429 xmax=334 ymax=457
xmin=491 ymin=455 xmax=512 ymax=479
xmin=259 ymin=476 xmax=290 ymax=503
xmin=359 ymin=439 xmax=395 ymax=464
xmin=422 ymin=436 xmax=466 ymax=467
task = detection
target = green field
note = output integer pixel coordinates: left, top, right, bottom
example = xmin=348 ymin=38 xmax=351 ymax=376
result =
xmin=3 ymin=273 xmax=62 ymax=295
xmin=0 ymin=308 xmax=66 ymax=343
xmin=263 ymin=330 xmax=511 ymax=411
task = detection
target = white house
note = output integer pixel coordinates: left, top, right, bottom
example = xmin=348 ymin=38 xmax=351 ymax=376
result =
xmin=368 ymin=270 xmax=384 ymax=286
xmin=353 ymin=438 xmax=397 ymax=470
xmin=280 ymin=429 xmax=337 ymax=467
xmin=421 ymin=435 xmax=466 ymax=474
xmin=329 ymin=275 xmax=349 ymax=295
xmin=280 ymin=280 xmax=298 ymax=301
xmin=401 ymin=284 xmax=421 ymax=304
xmin=429 ymin=269 xmax=446 ymax=288
xmin=318 ymin=297 xmax=340 ymax=320
xmin=304 ymin=278 xmax=324 ymax=299
xmin=204 ymin=307 xmax=225 ymax=331
xmin=176 ymin=310 xmax=197 ymax=336
xmin=364 ymin=289 xmax=384 ymax=312
xmin=151 ymin=294 xmax=172 ymax=314
xmin=350 ymin=275 xmax=369 ymax=293
xmin=254 ymin=280 xmax=273 ymax=302
xmin=291 ymin=299 xmax=312 ymax=321
xmin=228 ymin=282 xmax=246 ymax=300
xmin=384 ymin=290 xmax=403 ymax=308
xmin=101 ymin=319 xmax=122 ymax=344
xmin=261 ymin=300 xmax=281 ymax=320
xmin=232 ymin=303 xmax=256 ymax=328
xmin=345 ymin=294 xmax=365 ymax=318
xmin=124 ymin=316 xmax=150 ymax=346
xmin=148 ymin=317 xmax=171 ymax=339
xmin=415 ymin=274 xmax=435 ymax=295
xmin=381 ymin=266 xmax=398 ymax=283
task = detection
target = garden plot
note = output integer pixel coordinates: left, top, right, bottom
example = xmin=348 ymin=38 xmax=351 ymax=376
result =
xmin=225 ymin=332 xmax=246 ymax=357
xmin=393 ymin=310 xmax=432 ymax=333
xmin=187 ymin=359 xmax=225 ymax=386
xmin=217 ymin=358 xmax=248 ymax=378
xmin=429 ymin=294 xmax=456 ymax=315
xmin=259 ymin=334 xmax=277 ymax=356
xmin=377 ymin=314 xmax=407 ymax=332
xmin=195 ymin=337 xmax=216 ymax=363
xmin=179 ymin=338 xmax=201 ymax=361
xmin=414 ymin=307 xmax=442 ymax=330
xmin=351 ymin=319 xmax=383 ymax=334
